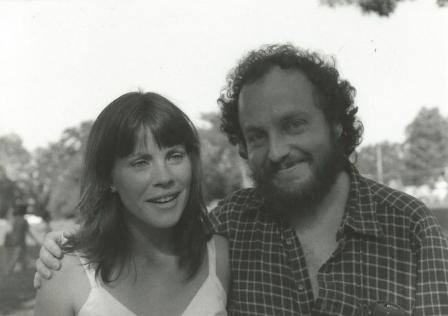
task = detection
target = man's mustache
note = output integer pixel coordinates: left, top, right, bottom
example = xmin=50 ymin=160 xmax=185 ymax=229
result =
xmin=264 ymin=153 xmax=312 ymax=175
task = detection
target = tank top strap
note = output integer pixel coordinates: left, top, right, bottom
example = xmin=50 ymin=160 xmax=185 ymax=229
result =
xmin=77 ymin=254 xmax=98 ymax=288
xmin=206 ymin=237 xmax=217 ymax=277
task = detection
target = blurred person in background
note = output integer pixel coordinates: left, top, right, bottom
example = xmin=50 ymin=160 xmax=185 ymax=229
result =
xmin=3 ymin=203 xmax=40 ymax=275
xmin=40 ymin=211 xmax=52 ymax=235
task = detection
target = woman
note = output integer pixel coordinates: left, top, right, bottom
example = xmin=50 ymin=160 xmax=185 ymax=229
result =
xmin=34 ymin=92 xmax=229 ymax=316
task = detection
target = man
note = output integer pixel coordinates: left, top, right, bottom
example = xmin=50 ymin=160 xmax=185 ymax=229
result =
xmin=36 ymin=44 xmax=448 ymax=315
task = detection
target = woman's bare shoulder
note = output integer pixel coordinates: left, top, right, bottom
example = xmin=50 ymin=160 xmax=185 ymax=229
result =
xmin=34 ymin=253 xmax=91 ymax=316
xmin=53 ymin=253 xmax=88 ymax=282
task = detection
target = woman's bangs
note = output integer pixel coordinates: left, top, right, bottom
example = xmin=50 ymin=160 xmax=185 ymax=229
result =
xmin=144 ymin=112 xmax=194 ymax=151
xmin=113 ymin=124 xmax=138 ymax=158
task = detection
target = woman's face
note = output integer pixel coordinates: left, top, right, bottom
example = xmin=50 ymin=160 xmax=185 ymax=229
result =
xmin=111 ymin=129 xmax=192 ymax=231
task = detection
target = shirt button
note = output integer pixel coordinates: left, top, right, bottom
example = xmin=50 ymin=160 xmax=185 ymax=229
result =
xmin=286 ymin=239 xmax=293 ymax=245
xmin=297 ymin=283 xmax=305 ymax=291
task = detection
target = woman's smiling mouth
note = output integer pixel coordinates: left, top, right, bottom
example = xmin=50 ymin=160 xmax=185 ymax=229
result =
xmin=146 ymin=192 xmax=180 ymax=204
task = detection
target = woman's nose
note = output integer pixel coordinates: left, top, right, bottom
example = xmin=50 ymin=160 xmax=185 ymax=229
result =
xmin=152 ymin=161 xmax=174 ymax=188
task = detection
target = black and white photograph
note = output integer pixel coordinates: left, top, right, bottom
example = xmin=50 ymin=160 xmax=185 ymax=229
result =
xmin=0 ymin=1 xmax=447 ymax=315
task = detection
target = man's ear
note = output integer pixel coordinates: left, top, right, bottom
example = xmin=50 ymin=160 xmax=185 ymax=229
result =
xmin=334 ymin=123 xmax=343 ymax=138
xmin=238 ymin=142 xmax=248 ymax=160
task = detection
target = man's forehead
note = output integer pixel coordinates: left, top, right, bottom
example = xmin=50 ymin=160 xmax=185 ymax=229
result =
xmin=242 ymin=66 xmax=310 ymax=89
xmin=238 ymin=67 xmax=317 ymax=123
xmin=239 ymin=67 xmax=314 ymax=103
xmin=240 ymin=107 xmax=312 ymax=129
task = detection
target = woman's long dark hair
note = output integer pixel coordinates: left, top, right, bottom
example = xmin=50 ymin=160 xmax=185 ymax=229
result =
xmin=64 ymin=91 xmax=209 ymax=282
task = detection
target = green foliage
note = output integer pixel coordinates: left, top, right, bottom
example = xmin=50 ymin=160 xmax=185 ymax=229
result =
xmin=0 ymin=167 xmax=21 ymax=218
xmin=0 ymin=122 xmax=93 ymax=219
xmin=0 ymin=134 xmax=32 ymax=217
xmin=402 ymin=107 xmax=448 ymax=186
xmin=0 ymin=134 xmax=32 ymax=182
xmin=320 ymin=0 xmax=447 ymax=16
xmin=356 ymin=141 xmax=405 ymax=183
xmin=33 ymin=121 xmax=92 ymax=218
xmin=357 ymin=108 xmax=448 ymax=187
xmin=197 ymin=113 xmax=244 ymax=203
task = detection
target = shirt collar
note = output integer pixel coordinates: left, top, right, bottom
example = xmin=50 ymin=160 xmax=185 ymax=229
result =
xmin=340 ymin=164 xmax=385 ymax=239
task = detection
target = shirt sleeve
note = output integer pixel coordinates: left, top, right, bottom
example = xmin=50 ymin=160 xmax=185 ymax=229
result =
xmin=205 ymin=199 xmax=231 ymax=238
xmin=414 ymin=213 xmax=448 ymax=315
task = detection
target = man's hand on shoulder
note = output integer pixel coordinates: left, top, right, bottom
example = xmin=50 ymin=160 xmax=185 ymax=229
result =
xmin=34 ymin=231 xmax=69 ymax=288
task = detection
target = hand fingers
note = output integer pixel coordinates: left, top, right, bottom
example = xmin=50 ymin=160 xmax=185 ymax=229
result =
xmin=43 ymin=231 xmax=65 ymax=258
xmin=39 ymin=244 xmax=62 ymax=270
xmin=33 ymin=271 xmax=41 ymax=289
xmin=60 ymin=232 xmax=69 ymax=244
xmin=35 ymin=258 xmax=53 ymax=280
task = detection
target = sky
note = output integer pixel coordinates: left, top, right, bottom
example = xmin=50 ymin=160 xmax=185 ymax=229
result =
xmin=0 ymin=0 xmax=447 ymax=151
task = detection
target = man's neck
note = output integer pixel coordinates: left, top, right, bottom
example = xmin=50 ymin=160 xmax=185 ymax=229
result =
xmin=291 ymin=170 xmax=351 ymax=233
xmin=290 ymin=170 xmax=351 ymax=299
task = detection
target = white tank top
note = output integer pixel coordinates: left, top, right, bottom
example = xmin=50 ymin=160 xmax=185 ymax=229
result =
xmin=77 ymin=239 xmax=227 ymax=316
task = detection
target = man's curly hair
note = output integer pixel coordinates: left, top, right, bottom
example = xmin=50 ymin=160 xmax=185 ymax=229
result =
xmin=218 ymin=43 xmax=363 ymax=158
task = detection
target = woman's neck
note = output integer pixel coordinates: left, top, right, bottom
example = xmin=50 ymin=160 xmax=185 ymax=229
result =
xmin=125 ymin=213 xmax=178 ymax=265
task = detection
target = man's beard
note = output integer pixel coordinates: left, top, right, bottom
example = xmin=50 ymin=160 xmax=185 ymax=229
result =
xmin=250 ymin=139 xmax=346 ymax=215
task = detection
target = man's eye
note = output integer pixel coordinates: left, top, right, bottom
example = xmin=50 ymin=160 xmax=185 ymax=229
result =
xmin=285 ymin=119 xmax=306 ymax=134
xmin=246 ymin=132 xmax=266 ymax=147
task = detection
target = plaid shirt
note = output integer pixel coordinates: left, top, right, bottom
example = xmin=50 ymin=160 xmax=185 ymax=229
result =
xmin=206 ymin=165 xmax=448 ymax=315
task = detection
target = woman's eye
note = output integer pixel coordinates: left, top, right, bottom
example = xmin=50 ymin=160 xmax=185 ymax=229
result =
xmin=131 ymin=160 xmax=149 ymax=167
xmin=168 ymin=151 xmax=186 ymax=163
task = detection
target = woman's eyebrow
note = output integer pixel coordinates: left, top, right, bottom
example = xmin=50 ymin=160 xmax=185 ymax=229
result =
xmin=129 ymin=152 xmax=152 ymax=159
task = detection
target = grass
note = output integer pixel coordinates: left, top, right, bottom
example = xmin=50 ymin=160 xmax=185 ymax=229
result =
xmin=0 ymin=246 xmax=39 ymax=316
xmin=0 ymin=219 xmax=78 ymax=315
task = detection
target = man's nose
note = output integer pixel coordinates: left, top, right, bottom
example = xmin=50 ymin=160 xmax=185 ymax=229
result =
xmin=267 ymin=133 xmax=289 ymax=162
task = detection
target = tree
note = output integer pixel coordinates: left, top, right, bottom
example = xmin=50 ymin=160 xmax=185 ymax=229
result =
xmin=0 ymin=166 xmax=21 ymax=218
xmin=0 ymin=133 xmax=32 ymax=182
xmin=33 ymin=121 xmax=92 ymax=218
xmin=197 ymin=113 xmax=245 ymax=204
xmin=402 ymin=107 xmax=448 ymax=186
xmin=356 ymin=141 xmax=405 ymax=184
xmin=0 ymin=134 xmax=32 ymax=216
xmin=320 ymin=0 xmax=447 ymax=17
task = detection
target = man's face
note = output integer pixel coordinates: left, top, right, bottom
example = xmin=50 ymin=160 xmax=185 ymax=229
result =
xmin=238 ymin=66 xmax=344 ymax=211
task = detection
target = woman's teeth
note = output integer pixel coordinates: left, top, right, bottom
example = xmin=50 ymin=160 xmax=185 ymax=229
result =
xmin=149 ymin=193 xmax=178 ymax=204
